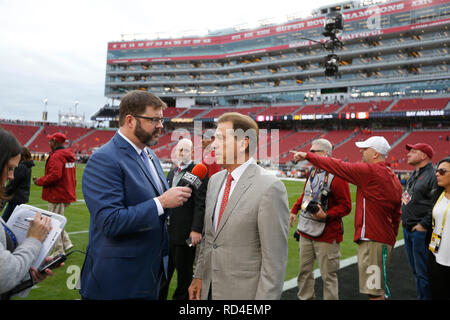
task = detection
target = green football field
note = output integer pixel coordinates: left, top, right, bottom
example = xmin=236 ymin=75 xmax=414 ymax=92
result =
xmin=13 ymin=161 xmax=402 ymax=300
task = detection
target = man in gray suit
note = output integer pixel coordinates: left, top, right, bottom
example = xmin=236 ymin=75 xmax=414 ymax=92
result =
xmin=188 ymin=112 xmax=290 ymax=300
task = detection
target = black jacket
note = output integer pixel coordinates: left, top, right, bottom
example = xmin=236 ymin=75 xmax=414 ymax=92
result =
xmin=166 ymin=162 xmax=208 ymax=245
xmin=401 ymin=162 xmax=438 ymax=231
xmin=5 ymin=160 xmax=34 ymax=204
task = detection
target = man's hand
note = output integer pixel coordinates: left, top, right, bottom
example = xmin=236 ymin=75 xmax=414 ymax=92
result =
xmin=157 ymin=187 xmax=192 ymax=209
xmin=33 ymin=177 xmax=38 ymax=185
xmin=412 ymin=223 xmax=427 ymax=232
xmin=312 ymin=204 xmax=327 ymax=221
xmin=189 ymin=231 xmax=202 ymax=246
xmin=188 ymin=278 xmax=202 ymax=300
xmin=289 ymin=213 xmax=297 ymax=227
xmin=290 ymin=150 xmax=307 ymax=163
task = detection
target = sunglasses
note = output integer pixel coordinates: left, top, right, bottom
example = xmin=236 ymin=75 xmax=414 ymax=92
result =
xmin=132 ymin=114 xmax=164 ymax=124
xmin=310 ymin=149 xmax=324 ymax=153
xmin=436 ymin=168 xmax=449 ymax=176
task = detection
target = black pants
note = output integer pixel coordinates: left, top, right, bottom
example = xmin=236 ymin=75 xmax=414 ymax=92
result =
xmin=2 ymin=201 xmax=23 ymax=222
xmin=428 ymin=251 xmax=450 ymax=300
xmin=159 ymin=243 xmax=196 ymax=300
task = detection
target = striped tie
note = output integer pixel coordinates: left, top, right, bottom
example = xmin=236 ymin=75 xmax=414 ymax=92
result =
xmin=216 ymin=173 xmax=234 ymax=229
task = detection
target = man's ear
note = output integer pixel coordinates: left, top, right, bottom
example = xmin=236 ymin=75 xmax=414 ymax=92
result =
xmin=125 ymin=114 xmax=135 ymax=128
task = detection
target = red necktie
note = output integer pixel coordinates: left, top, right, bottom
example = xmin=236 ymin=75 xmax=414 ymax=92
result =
xmin=217 ymin=173 xmax=234 ymax=229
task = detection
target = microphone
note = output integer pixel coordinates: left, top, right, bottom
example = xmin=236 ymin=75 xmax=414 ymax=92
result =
xmin=178 ymin=163 xmax=208 ymax=191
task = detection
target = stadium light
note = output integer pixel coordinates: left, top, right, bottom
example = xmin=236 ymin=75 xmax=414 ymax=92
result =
xmin=75 ymin=99 xmax=79 ymax=115
xmin=43 ymin=98 xmax=48 ymax=122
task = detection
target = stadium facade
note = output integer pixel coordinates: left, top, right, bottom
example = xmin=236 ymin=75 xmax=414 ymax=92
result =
xmin=101 ymin=0 xmax=449 ymax=111
xmin=78 ymin=0 xmax=450 ymax=168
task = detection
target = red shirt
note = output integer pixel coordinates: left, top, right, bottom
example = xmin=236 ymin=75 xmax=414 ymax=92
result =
xmin=36 ymin=147 xmax=77 ymax=204
xmin=305 ymin=152 xmax=402 ymax=246
xmin=291 ymin=171 xmax=351 ymax=243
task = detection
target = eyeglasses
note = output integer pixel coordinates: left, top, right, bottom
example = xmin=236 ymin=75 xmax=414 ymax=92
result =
xmin=310 ymin=149 xmax=324 ymax=153
xmin=436 ymin=168 xmax=449 ymax=176
xmin=132 ymin=114 xmax=164 ymax=125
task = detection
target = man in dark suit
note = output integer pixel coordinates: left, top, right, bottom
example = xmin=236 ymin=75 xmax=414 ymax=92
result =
xmin=159 ymin=138 xmax=208 ymax=300
xmin=80 ymin=90 xmax=192 ymax=300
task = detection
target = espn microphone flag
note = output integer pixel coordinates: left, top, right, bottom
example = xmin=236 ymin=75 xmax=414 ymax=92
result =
xmin=179 ymin=163 xmax=208 ymax=190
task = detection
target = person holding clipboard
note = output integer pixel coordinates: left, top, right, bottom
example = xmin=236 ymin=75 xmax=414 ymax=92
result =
xmin=0 ymin=128 xmax=62 ymax=300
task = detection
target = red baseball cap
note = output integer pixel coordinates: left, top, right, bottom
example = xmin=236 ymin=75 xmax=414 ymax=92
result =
xmin=46 ymin=132 xmax=67 ymax=143
xmin=406 ymin=143 xmax=434 ymax=159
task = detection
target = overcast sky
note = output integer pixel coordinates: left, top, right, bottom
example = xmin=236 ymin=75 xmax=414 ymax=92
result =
xmin=0 ymin=0 xmax=338 ymax=123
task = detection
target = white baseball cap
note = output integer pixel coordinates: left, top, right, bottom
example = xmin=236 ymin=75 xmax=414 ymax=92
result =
xmin=355 ymin=136 xmax=391 ymax=155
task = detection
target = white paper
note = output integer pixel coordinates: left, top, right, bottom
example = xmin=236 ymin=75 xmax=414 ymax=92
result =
xmin=6 ymin=204 xmax=67 ymax=269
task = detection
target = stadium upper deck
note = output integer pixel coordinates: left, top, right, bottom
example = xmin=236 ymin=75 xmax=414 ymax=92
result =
xmin=104 ymin=0 xmax=450 ymax=108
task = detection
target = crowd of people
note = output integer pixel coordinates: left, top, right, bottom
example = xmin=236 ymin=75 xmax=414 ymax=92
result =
xmin=0 ymin=89 xmax=449 ymax=300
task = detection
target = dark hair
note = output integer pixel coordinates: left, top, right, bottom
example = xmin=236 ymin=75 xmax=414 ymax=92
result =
xmin=119 ymin=90 xmax=167 ymax=126
xmin=437 ymin=156 xmax=450 ymax=168
xmin=21 ymin=147 xmax=32 ymax=162
xmin=0 ymin=128 xmax=22 ymax=199
xmin=217 ymin=112 xmax=259 ymax=155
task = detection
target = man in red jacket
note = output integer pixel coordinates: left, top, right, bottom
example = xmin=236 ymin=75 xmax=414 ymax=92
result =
xmin=290 ymin=139 xmax=351 ymax=300
xmin=291 ymin=136 xmax=402 ymax=300
xmin=34 ymin=132 xmax=76 ymax=257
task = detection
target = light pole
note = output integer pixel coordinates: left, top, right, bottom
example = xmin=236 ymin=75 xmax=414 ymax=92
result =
xmin=43 ymin=98 xmax=48 ymax=121
xmin=74 ymin=99 xmax=79 ymax=115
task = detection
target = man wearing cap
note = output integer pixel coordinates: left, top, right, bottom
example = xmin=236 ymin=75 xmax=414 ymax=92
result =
xmin=291 ymin=136 xmax=402 ymax=300
xmin=402 ymin=143 xmax=437 ymax=300
xmin=34 ymin=132 xmax=76 ymax=257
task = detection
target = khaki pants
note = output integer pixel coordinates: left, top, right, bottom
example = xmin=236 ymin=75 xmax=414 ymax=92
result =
xmin=357 ymin=240 xmax=392 ymax=297
xmin=297 ymin=236 xmax=340 ymax=300
xmin=48 ymin=203 xmax=73 ymax=256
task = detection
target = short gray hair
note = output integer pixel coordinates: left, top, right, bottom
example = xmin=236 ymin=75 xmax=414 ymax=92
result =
xmin=176 ymin=138 xmax=193 ymax=150
xmin=311 ymin=138 xmax=333 ymax=156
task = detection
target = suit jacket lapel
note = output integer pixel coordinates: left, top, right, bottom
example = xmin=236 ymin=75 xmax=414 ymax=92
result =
xmin=207 ymin=170 xmax=227 ymax=232
xmin=147 ymin=148 xmax=169 ymax=192
xmin=214 ymin=164 xmax=257 ymax=239
xmin=114 ymin=133 xmax=164 ymax=195
xmin=167 ymin=168 xmax=175 ymax=188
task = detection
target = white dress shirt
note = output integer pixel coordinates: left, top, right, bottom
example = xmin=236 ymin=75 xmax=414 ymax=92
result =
xmin=213 ymin=157 xmax=256 ymax=231
xmin=172 ymin=160 xmax=193 ymax=186
xmin=118 ymin=129 xmax=164 ymax=216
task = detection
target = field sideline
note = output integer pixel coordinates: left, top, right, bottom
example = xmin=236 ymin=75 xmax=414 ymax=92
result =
xmin=14 ymin=161 xmax=403 ymax=300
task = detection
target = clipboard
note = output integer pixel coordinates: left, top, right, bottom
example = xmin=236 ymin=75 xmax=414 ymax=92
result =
xmin=5 ymin=204 xmax=67 ymax=269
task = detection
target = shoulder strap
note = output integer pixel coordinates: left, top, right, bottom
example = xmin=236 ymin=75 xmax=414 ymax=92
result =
xmin=2 ymin=223 xmax=17 ymax=252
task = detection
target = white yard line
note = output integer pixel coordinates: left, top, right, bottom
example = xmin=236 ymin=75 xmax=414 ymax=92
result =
xmin=283 ymin=239 xmax=405 ymax=291
xmin=67 ymin=230 xmax=89 ymax=235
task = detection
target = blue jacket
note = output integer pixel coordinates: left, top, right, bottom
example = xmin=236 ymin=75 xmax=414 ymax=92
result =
xmin=79 ymin=132 xmax=169 ymax=300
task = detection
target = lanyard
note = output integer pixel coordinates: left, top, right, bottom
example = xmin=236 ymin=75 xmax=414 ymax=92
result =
xmin=309 ymin=168 xmax=329 ymax=200
xmin=432 ymin=191 xmax=450 ymax=236
xmin=2 ymin=223 xmax=18 ymax=248
xmin=382 ymin=244 xmax=391 ymax=299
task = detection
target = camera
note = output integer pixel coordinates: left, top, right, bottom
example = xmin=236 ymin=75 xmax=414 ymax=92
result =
xmin=294 ymin=9 xmax=344 ymax=77
xmin=325 ymin=54 xmax=339 ymax=77
xmin=305 ymin=185 xmax=332 ymax=214
xmin=305 ymin=200 xmax=320 ymax=214
xmin=323 ymin=12 xmax=343 ymax=39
